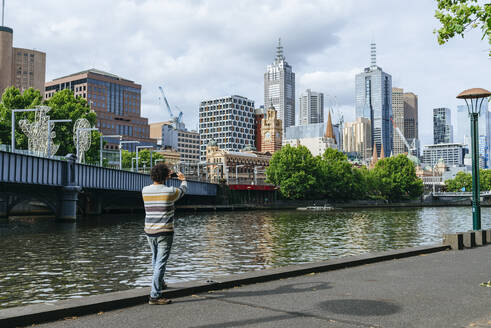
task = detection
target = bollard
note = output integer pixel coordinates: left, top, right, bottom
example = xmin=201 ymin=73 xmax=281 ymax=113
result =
xmin=462 ymin=231 xmax=476 ymax=248
xmin=474 ymin=230 xmax=487 ymax=246
xmin=443 ymin=233 xmax=464 ymax=250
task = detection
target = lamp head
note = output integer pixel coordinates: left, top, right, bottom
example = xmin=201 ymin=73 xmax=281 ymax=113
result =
xmin=457 ymin=88 xmax=491 ymax=115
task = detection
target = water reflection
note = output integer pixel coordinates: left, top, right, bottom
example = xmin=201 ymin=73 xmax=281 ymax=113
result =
xmin=0 ymin=207 xmax=489 ymax=309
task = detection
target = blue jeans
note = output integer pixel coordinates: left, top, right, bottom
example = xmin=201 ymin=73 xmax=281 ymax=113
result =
xmin=147 ymin=234 xmax=174 ymax=299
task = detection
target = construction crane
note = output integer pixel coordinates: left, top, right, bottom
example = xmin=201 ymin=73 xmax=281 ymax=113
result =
xmin=158 ymin=86 xmax=183 ymax=124
xmin=390 ymin=117 xmax=414 ymax=154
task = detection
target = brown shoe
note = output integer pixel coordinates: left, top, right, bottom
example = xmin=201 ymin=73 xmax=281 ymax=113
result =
xmin=149 ymin=297 xmax=172 ymax=305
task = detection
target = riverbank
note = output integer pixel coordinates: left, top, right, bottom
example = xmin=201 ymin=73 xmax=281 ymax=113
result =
xmin=0 ymin=244 xmax=449 ymax=327
xmin=2 ymin=244 xmax=490 ymax=327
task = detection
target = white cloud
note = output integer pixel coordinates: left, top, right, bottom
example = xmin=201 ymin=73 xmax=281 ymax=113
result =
xmin=4 ymin=0 xmax=490 ymax=145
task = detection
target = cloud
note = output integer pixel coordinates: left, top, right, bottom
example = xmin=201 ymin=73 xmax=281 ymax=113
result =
xmin=5 ymin=0 xmax=490 ymax=146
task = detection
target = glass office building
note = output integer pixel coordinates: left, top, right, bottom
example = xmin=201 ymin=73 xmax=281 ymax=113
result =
xmin=355 ymin=44 xmax=392 ymax=157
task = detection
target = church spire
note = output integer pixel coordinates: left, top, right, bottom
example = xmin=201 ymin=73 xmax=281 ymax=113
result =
xmin=325 ymin=110 xmax=335 ymax=140
xmin=380 ymin=143 xmax=385 ymax=159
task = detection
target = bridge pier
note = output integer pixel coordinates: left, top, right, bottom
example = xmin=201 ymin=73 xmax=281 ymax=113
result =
xmin=57 ymin=186 xmax=81 ymax=221
xmin=0 ymin=197 xmax=8 ymax=219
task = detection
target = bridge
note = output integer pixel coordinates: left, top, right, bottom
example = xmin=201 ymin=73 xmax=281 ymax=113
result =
xmin=0 ymin=150 xmax=217 ymax=220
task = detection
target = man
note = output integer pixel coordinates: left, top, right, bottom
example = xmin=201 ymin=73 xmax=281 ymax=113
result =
xmin=142 ymin=163 xmax=187 ymax=305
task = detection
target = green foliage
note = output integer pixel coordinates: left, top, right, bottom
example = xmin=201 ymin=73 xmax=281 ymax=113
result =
xmin=266 ymin=146 xmax=370 ymax=200
xmin=0 ymin=87 xmax=43 ymax=149
xmin=45 ymin=89 xmax=101 ymax=163
xmin=120 ymin=149 xmax=165 ymax=171
xmin=266 ymin=147 xmax=424 ymax=201
xmin=318 ymin=148 xmax=368 ymax=200
xmin=434 ymin=0 xmax=491 ymax=56
xmin=370 ymin=155 xmax=424 ymax=201
xmin=0 ymin=87 xmax=102 ymax=163
xmin=445 ymin=169 xmax=491 ymax=191
xmin=266 ymin=144 xmax=321 ymax=199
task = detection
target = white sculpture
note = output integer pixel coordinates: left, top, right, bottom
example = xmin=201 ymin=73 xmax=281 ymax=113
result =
xmin=73 ymin=118 xmax=92 ymax=163
xmin=18 ymin=106 xmax=59 ymax=157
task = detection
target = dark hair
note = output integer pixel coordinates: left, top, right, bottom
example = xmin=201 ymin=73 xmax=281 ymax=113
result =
xmin=150 ymin=163 xmax=170 ymax=183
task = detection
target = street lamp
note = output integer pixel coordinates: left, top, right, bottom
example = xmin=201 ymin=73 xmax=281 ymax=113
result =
xmin=47 ymin=119 xmax=72 ymax=158
xmin=119 ymin=140 xmax=139 ymax=170
xmin=136 ymin=145 xmax=154 ymax=173
xmin=11 ymin=108 xmax=40 ymax=152
xmin=235 ymin=165 xmax=245 ymax=184
xmin=100 ymin=134 xmax=122 ymax=167
xmin=76 ymin=127 xmax=98 ymax=163
xmin=457 ymin=88 xmax=491 ymax=231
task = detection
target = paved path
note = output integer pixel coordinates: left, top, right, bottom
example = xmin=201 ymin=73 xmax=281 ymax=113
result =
xmin=36 ymin=246 xmax=490 ymax=328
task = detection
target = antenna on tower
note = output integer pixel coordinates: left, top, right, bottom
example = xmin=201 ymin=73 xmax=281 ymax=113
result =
xmin=276 ymin=38 xmax=284 ymax=61
xmin=2 ymin=0 xmax=5 ymax=26
xmin=370 ymin=42 xmax=376 ymax=66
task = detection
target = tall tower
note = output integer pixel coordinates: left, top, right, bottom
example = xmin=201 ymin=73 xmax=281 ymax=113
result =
xmin=261 ymin=102 xmax=283 ymax=154
xmin=0 ymin=24 xmax=13 ymax=95
xmin=433 ymin=107 xmax=453 ymax=144
xmin=264 ymin=38 xmax=295 ymax=132
xmin=355 ymin=43 xmax=393 ymax=158
xmin=299 ymin=89 xmax=324 ymax=125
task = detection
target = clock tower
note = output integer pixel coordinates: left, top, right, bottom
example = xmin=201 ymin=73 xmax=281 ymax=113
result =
xmin=261 ymin=103 xmax=283 ymax=154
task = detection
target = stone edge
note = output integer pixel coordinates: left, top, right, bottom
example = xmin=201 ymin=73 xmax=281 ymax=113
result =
xmin=0 ymin=244 xmax=449 ymax=327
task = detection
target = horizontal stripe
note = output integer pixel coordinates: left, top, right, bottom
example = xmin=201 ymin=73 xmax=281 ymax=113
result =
xmin=145 ymin=222 xmax=174 ymax=229
xmin=145 ymin=216 xmax=174 ymax=224
xmin=143 ymin=194 xmax=179 ymax=202
xmin=144 ymin=205 xmax=174 ymax=212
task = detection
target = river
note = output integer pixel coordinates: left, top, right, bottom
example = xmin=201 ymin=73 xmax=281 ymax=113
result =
xmin=0 ymin=207 xmax=489 ymax=309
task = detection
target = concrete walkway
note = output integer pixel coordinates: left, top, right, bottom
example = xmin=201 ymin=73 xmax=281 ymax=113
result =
xmin=31 ymin=245 xmax=490 ymax=328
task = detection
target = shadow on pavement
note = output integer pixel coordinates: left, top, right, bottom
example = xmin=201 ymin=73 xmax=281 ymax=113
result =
xmin=177 ymin=281 xmax=332 ymax=303
xmin=319 ymin=299 xmax=401 ymax=316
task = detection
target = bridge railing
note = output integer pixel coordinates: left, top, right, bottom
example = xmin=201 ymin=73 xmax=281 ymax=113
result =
xmin=432 ymin=191 xmax=491 ymax=197
xmin=0 ymin=150 xmax=217 ymax=196
xmin=0 ymin=149 xmax=66 ymax=186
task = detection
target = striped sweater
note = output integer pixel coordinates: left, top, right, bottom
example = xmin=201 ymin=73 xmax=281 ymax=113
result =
xmin=142 ymin=181 xmax=187 ymax=236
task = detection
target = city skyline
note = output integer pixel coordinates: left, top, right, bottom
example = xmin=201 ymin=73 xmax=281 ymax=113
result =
xmin=2 ymin=0 xmax=490 ymax=146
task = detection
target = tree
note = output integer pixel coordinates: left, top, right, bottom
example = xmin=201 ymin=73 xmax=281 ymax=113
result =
xmin=0 ymin=87 xmax=43 ymax=149
xmin=266 ymin=144 xmax=321 ymax=199
xmin=318 ymin=148 xmax=367 ymax=200
xmin=445 ymin=169 xmax=491 ymax=191
xmin=45 ymin=89 xmax=101 ymax=163
xmin=0 ymin=87 xmax=102 ymax=163
xmin=121 ymin=149 xmax=165 ymax=171
xmin=370 ymin=155 xmax=424 ymax=201
xmin=434 ymin=0 xmax=491 ymax=56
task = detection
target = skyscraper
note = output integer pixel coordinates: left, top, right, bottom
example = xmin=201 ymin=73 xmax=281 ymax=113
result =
xmin=1 ymin=25 xmax=46 ymax=97
xmin=433 ymin=107 xmax=453 ymax=144
xmin=199 ymin=95 xmax=255 ymax=161
xmin=264 ymin=38 xmax=295 ymax=132
xmin=392 ymin=88 xmax=419 ymax=156
xmin=455 ymin=99 xmax=489 ymax=167
xmin=45 ymin=69 xmax=154 ymax=148
xmin=355 ymin=43 xmax=392 ymax=157
xmin=299 ymin=89 xmax=324 ymax=125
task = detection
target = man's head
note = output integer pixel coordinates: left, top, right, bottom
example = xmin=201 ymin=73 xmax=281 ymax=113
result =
xmin=150 ymin=163 xmax=171 ymax=184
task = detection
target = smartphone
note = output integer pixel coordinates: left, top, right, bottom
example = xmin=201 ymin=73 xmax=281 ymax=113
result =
xmin=170 ymin=172 xmax=178 ymax=178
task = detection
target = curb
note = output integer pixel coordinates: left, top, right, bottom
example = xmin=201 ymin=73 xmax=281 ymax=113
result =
xmin=0 ymin=244 xmax=449 ymax=327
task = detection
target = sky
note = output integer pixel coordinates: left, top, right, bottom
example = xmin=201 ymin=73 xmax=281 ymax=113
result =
xmin=4 ymin=0 xmax=490 ymax=146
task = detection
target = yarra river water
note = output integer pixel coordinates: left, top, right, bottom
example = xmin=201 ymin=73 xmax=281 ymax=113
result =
xmin=0 ymin=207 xmax=490 ymax=309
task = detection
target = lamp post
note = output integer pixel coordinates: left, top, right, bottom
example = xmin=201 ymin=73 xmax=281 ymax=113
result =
xmin=457 ymin=88 xmax=491 ymax=231
xmin=47 ymin=119 xmax=72 ymax=158
xmin=11 ymin=108 xmax=40 ymax=152
xmin=100 ymin=134 xmax=122 ymax=167
xmin=76 ymin=127 xmax=98 ymax=163
xmin=119 ymin=140 xmax=139 ymax=170
xmin=136 ymin=145 xmax=154 ymax=173
xmin=235 ymin=165 xmax=245 ymax=184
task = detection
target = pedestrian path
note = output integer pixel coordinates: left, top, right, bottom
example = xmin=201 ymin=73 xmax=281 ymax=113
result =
xmin=35 ymin=245 xmax=490 ymax=328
